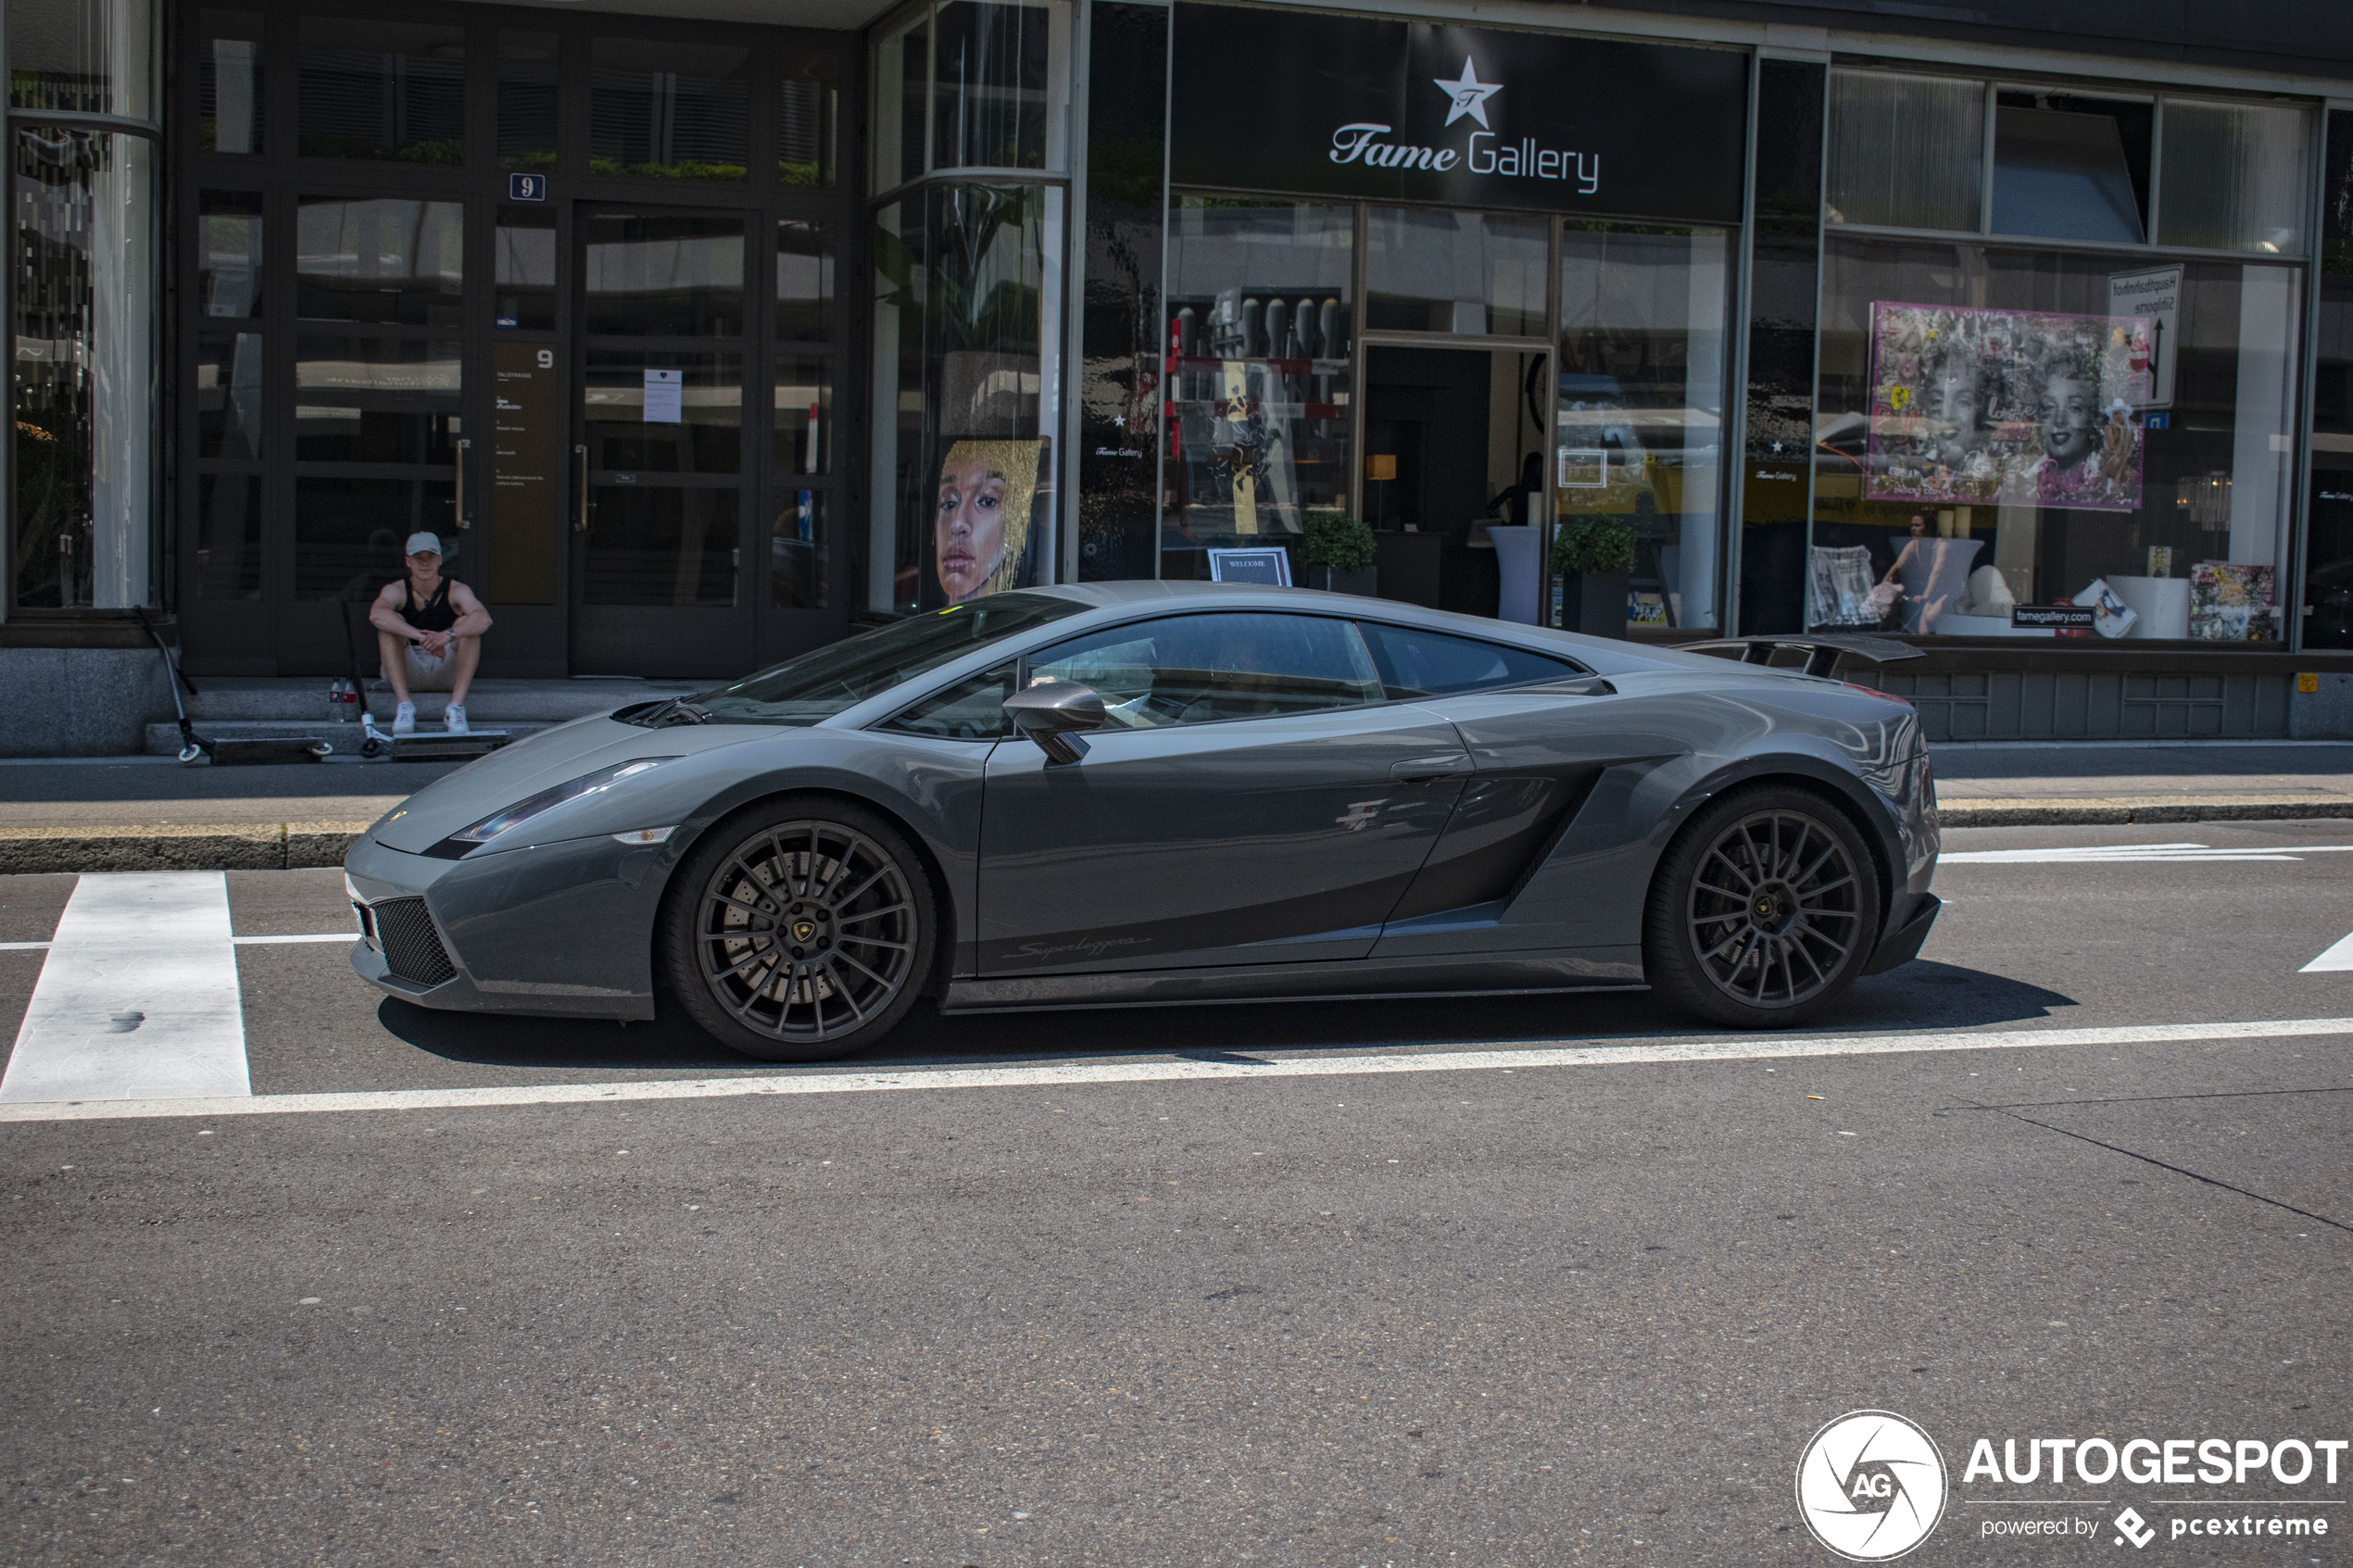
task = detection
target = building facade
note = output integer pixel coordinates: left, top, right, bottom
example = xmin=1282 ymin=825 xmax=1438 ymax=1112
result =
xmin=5 ymin=0 xmax=2353 ymax=747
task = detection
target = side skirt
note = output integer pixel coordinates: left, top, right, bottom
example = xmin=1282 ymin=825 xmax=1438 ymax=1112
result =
xmin=941 ymin=947 xmax=1644 ymax=1014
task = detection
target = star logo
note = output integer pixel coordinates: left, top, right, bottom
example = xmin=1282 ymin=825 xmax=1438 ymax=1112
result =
xmin=1432 ymin=56 xmax=1502 ymax=129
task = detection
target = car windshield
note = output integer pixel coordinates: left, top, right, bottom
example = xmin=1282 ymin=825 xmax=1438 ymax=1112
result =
xmin=689 ymin=593 xmax=1087 ymax=725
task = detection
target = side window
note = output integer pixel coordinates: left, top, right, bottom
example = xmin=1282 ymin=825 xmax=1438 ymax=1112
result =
xmin=1355 ymin=621 xmax=1584 ymax=699
xmin=882 ymin=663 xmax=1015 ymax=740
xmin=1026 ymin=613 xmax=1382 ymax=728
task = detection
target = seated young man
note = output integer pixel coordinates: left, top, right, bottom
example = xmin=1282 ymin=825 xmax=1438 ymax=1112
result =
xmin=367 ymin=532 xmax=493 ymax=734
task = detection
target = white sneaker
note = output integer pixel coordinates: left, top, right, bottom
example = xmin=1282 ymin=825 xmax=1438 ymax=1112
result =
xmin=393 ymin=700 xmax=416 ymax=736
xmin=445 ymin=704 xmax=469 ymax=734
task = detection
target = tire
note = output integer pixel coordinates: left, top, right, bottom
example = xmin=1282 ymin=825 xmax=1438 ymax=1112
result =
xmin=661 ymin=797 xmax=937 ymax=1062
xmin=1642 ymin=784 xmax=1882 ymax=1030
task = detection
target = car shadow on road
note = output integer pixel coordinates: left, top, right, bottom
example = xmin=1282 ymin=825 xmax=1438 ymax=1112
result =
xmin=373 ymin=959 xmax=2076 ymax=1076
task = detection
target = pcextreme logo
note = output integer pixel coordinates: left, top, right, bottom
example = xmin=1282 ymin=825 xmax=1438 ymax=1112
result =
xmin=1795 ymin=1411 xmax=1950 ymax=1562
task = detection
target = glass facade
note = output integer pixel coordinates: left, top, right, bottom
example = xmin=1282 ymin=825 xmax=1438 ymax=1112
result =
xmin=8 ymin=0 xmax=159 ymax=612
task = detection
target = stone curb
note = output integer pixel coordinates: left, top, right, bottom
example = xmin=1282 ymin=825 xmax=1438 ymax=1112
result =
xmin=0 ymin=822 xmax=373 ymax=874
xmin=1936 ymin=797 xmax=2353 ymax=828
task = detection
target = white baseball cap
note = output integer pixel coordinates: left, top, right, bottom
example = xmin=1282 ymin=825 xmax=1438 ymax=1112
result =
xmin=405 ymin=532 xmax=444 ymax=557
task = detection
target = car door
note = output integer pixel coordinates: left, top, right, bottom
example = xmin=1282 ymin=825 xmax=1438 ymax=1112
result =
xmin=1353 ymin=621 xmax=1679 ymax=961
xmin=976 ymin=610 xmax=1472 ymax=976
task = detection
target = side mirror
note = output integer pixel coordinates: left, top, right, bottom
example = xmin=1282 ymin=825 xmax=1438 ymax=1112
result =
xmin=1003 ymin=680 xmax=1109 ymax=765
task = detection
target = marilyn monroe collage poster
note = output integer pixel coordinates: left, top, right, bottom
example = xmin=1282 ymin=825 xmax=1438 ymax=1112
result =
xmin=1865 ymin=301 xmax=2152 ymax=513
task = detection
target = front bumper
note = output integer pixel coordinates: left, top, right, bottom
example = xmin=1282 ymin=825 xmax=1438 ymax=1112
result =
xmin=345 ymin=831 xmax=667 ymax=1021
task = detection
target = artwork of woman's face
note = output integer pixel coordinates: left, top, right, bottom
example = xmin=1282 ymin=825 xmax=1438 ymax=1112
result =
xmin=1931 ymin=372 xmax=1981 ymax=438
xmin=935 ymin=458 xmax=1009 ymax=604
xmin=2038 ymin=373 xmax=2096 ymax=464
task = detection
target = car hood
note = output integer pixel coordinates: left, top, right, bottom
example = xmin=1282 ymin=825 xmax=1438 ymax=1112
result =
xmin=368 ymin=716 xmax=772 ymax=854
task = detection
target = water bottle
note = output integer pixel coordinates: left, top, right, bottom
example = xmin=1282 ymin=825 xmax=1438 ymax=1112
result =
xmin=329 ymin=677 xmax=359 ymax=722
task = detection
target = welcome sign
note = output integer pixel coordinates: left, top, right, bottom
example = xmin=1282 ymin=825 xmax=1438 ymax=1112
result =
xmin=1168 ymin=6 xmax=1747 ymax=223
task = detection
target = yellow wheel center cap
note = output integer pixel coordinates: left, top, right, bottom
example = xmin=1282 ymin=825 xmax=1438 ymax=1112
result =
xmin=792 ymin=920 xmax=817 ymax=942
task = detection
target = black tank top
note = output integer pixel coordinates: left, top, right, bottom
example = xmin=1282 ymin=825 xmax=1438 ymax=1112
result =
xmin=400 ymin=576 xmax=459 ymax=633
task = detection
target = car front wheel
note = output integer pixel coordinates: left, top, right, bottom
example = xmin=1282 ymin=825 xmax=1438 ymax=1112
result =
xmin=1642 ymin=785 xmax=1882 ymax=1029
xmin=661 ymin=797 xmax=937 ymax=1062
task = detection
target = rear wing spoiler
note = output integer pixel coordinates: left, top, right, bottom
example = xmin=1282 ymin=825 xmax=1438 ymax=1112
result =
xmin=1675 ymin=633 xmax=1924 ymax=680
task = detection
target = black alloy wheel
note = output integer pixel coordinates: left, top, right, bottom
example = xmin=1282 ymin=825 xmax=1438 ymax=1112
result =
xmin=662 ymin=797 xmax=937 ymax=1061
xmin=1642 ymin=785 xmax=1882 ymax=1029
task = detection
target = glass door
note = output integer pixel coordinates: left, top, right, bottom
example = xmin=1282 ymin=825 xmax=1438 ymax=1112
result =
xmin=571 ymin=205 xmax=757 ymax=676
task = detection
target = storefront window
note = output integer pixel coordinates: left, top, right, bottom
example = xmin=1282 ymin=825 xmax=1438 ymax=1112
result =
xmin=196 ymin=10 xmax=262 ymax=155
xmin=497 ymin=31 xmax=560 ymax=174
xmin=1366 ymin=207 xmax=1547 ymax=336
xmin=779 ymin=51 xmax=841 ymax=188
xmin=1815 ymin=239 xmax=2302 ymax=642
xmin=1558 ymin=223 xmax=1730 ymax=632
xmin=2300 ymin=109 xmax=2353 ymax=649
xmin=2158 ymin=101 xmax=2312 ymax=256
xmin=1162 ymin=197 xmax=1353 ymax=580
xmin=10 ymin=61 xmax=158 ymax=611
xmin=870 ymin=182 xmax=1063 ymax=610
xmin=1827 ymin=69 xmax=1983 ymax=233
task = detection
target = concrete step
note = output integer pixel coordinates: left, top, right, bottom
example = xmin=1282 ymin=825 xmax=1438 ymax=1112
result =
xmin=175 ymin=676 xmax=704 ymax=725
xmin=145 ymin=719 xmax=564 ymax=758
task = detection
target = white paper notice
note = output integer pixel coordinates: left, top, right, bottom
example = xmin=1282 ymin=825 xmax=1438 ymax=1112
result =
xmin=643 ymin=368 xmax=684 ymax=424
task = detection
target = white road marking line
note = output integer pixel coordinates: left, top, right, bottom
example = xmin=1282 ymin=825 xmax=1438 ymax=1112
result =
xmin=2301 ymin=931 xmax=2353 ymax=972
xmin=0 ymin=934 xmax=356 ymax=952
xmin=0 ymin=1014 xmax=2344 ymax=1123
xmin=0 ymin=872 xmax=248 ymax=1103
xmin=1942 ymin=843 xmax=2353 ymax=865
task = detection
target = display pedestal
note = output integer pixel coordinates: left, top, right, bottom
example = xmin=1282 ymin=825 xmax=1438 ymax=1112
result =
xmin=1488 ymin=525 xmax=1542 ymax=624
xmin=1308 ymin=563 xmax=1378 ymax=596
xmin=1559 ymin=569 xmax=1629 ymax=638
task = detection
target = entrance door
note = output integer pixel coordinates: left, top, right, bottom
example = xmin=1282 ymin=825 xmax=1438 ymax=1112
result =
xmin=570 ymin=206 xmax=759 ymax=677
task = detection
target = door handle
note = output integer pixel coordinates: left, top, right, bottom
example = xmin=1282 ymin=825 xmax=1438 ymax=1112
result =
xmin=452 ymin=438 xmax=471 ymax=529
xmin=1390 ymin=753 xmax=1473 ymax=782
xmin=573 ymin=445 xmax=590 ymax=533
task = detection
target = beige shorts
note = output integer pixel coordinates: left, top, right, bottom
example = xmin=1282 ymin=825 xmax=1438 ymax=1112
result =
xmin=387 ymin=639 xmax=461 ymax=694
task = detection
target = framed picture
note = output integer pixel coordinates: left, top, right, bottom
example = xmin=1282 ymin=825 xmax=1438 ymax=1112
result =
xmin=1206 ymin=546 xmax=1292 ymax=586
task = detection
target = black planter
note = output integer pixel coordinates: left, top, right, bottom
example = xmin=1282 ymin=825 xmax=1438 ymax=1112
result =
xmin=1558 ymin=569 xmax=1630 ymax=637
xmin=1308 ymin=562 xmax=1378 ymax=597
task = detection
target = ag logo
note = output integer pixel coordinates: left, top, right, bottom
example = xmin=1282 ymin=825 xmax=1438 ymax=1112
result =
xmin=1795 ymin=1410 xmax=1948 ymax=1561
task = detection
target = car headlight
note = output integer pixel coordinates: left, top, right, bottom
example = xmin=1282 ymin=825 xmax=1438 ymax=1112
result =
xmin=435 ymin=758 xmax=682 ymax=852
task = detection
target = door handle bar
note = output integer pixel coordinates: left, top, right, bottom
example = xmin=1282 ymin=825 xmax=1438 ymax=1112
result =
xmin=1390 ymin=754 xmax=1474 ymax=782
xmin=452 ymin=438 xmax=471 ymax=529
xmin=573 ymin=445 xmax=590 ymax=533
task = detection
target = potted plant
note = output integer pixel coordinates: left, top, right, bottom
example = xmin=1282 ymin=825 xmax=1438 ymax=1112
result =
xmin=1302 ymin=509 xmax=1378 ymax=596
xmin=1550 ymin=515 xmax=1636 ymax=637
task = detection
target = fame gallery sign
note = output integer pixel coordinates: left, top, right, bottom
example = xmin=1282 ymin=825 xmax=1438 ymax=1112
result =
xmin=1168 ymin=5 xmax=1747 ymax=222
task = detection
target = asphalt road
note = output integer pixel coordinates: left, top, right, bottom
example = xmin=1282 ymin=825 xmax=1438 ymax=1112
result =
xmin=2 ymin=820 xmax=2348 ymax=1566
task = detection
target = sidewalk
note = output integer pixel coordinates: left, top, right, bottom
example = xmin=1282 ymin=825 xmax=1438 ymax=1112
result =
xmin=4 ymin=742 xmax=2353 ymax=873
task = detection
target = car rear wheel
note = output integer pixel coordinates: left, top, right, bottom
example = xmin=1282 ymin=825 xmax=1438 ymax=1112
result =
xmin=1642 ymin=785 xmax=1881 ymax=1029
xmin=662 ymin=797 xmax=937 ymax=1062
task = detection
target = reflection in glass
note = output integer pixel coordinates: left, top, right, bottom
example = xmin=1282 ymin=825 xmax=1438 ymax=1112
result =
xmin=12 ymin=127 xmax=156 ymax=609
xmin=198 ymin=11 xmax=263 ymax=153
xmin=871 ymin=11 xmax=929 ymax=192
xmin=195 ymin=332 xmax=265 ymax=459
xmin=195 ymin=472 xmax=261 ymax=599
xmin=1557 ymin=224 xmax=1731 ymax=631
xmin=2160 ymin=100 xmax=2313 ymax=256
xmin=583 ymin=350 xmax=743 ymax=472
xmin=780 ymin=51 xmax=840 ymax=187
xmin=583 ymin=485 xmax=737 ymax=606
xmin=197 ymin=190 xmax=262 ymax=318
xmin=295 ymin=474 xmax=454 ymax=599
xmin=496 ymin=207 xmax=558 ymax=331
xmin=1992 ymin=93 xmax=2149 ymax=245
xmin=10 ymin=0 xmax=156 ymax=119
xmin=498 ymin=31 xmax=560 ymax=172
xmin=774 ymin=356 xmax=831 ymax=472
xmin=1826 ymin=69 xmax=1984 ymax=232
xmin=1814 ymin=237 xmax=2305 ymax=642
xmin=296 ymin=197 xmax=463 ymax=325
xmin=588 ymin=38 xmax=750 ymax=181
xmin=1366 ymin=207 xmax=1547 ymax=336
xmin=933 ymin=1 xmax=1053 ymax=171
xmin=772 ymin=489 xmax=825 ymax=608
xmin=1161 ymin=197 xmax=1353 ymax=578
xmin=294 ymin=336 xmax=462 ymax=463
xmin=582 ymin=211 xmax=744 ymax=336
xmin=297 ymin=17 xmax=463 ymax=164
xmin=775 ymin=220 xmax=834 ymax=342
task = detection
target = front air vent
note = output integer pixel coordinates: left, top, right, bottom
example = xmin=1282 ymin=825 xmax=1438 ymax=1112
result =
xmin=372 ymin=897 xmax=457 ymax=987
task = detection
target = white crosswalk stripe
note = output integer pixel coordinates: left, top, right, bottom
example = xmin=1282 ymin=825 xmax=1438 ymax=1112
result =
xmin=0 ymin=872 xmax=249 ymax=1103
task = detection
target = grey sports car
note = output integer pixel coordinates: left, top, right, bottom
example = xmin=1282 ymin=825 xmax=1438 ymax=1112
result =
xmin=345 ymin=583 xmax=1940 ymax=1061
